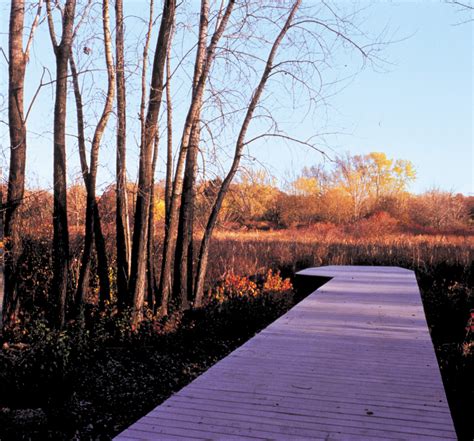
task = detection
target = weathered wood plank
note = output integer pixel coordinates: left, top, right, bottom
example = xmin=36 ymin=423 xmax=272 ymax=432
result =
xmin=176 ymin=387 xmax=454 ymax=417
xmin=115 ymin=266 xmax=456 ymax=440
xmin=168 ymin=392 xmax=455 ymax=425
xmin=148 ymin=400 xmax=455 ymax=437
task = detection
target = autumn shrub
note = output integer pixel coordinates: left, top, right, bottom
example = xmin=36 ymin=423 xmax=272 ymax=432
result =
xmin=5 ymin=232 xmax=104 ymax=323
xmin=346 ymin=211 xmax=400 ymax=238
xmin=408 ymin=190 xmax=469 ymax=231
xmin=464 ymin=310 xmax=474 ymax=358
xmin=268 ymin=193 xmax=322 ymax=227
xmin=212 ymin=272 xmax=259 ymax=301
xmin=263 ymin=269 xmax=293 ymax=292
xmin=210 ymin=269 xmax=292 ymax=302
xmin=18 ymin=191 xmax=53 ymax=237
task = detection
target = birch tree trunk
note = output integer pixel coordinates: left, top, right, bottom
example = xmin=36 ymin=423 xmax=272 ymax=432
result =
xmin=69 ymin=54 xmax=90 ymax=314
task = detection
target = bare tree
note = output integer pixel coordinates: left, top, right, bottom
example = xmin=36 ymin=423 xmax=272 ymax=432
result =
xmin=46 ymin=0 xmax=76 ymax=328
xmin=140 ymin=0 xmax=161 ymax=311
xmin=115 ymin=0 xmax=131 ymax=309
xmin=72 ymin=0 xmax=114 ymax=316
xmin=129 ymin=0 xmax=176 ymax=325
xmin=2 ymin=0 xmax=42 ymax=330
xmin=158 ymin=0 xmax=235 ymax=315
xmin=160 ymin=24 xmax=175 ymax=311
xmin=194 ymin=0 xmax=302 ymax=307
xmin=173 ymin=0 xmax=209 ymax=309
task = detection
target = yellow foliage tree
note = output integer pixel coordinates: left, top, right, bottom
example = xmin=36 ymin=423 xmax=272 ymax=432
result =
xmin=334 ymin=152 xmax=416 ymax=219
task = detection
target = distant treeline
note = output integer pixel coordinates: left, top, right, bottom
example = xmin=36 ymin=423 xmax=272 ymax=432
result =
xmin=6 ymin=152 xmax=472 ymax=236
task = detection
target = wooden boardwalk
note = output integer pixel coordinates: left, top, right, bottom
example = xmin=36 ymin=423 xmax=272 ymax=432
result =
xmin=115 ymin=266 xmax=456 ymax=440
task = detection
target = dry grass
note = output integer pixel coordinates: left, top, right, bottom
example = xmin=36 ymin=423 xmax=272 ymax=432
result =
xmin=205 ymin=227 xmax=473 ymax=285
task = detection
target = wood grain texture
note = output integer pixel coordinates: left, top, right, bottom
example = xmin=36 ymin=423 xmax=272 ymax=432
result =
xmin=115 ymin=266 xmax=456 ymax=440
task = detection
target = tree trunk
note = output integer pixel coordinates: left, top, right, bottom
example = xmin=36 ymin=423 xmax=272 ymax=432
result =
xmin=115 ymin=0 xmax=131 ymax=309
xmin=72 ymin=0 xmax=114 ymax=316
xmin=194 ymin=0 xmax=301 ymax=307
xmin=159 ymin=0 xmax=234 ymax=316
xmin=69 ymin=53 xmax=91 ymax=316
xmin=146 ymin=134 xmax=159 ymax=309
xmin=3 ymin=0 xmax=27 ymax=330
xmin=129 ymin=0 xmax=176 ymax=326
xmin=174 ymin=123 xmax=199 ymax=309
xmin=140 ymin=0 xmax=157 ymax=311
xmin=94 ymin=203 xmax=110 ymax=308
xmin=173 ymin=0 xmax=208 ymax=309
xmin=164 ymin=49 xmax=173 ymax=223
xmin=47 ymin=0 xmax=77 ymax=328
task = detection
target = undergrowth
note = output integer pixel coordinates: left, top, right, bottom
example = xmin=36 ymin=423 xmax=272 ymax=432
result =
xmin=0 ymin=270 xmax=294 ymax=440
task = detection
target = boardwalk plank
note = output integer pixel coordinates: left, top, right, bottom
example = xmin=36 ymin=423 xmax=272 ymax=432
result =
xmin=185 ymin=383 xmax=450 ymax=410
xmin=176 ymin=387 xmax=454 ymax=418
xmin=153 ymin=399 xmax=455 ymax=435
xmin=168 ymin=393 xmax=455 ymax=425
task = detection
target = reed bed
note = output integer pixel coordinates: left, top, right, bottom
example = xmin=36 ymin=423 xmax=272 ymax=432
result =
xmin=206 ymin=229 xmax=473 ymax=284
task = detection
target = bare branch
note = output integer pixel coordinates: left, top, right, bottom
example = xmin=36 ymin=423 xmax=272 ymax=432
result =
xmin=243 ymin=132 xmax=333 ymax=161
xmin=293 ymin=18 xmax=368 ymax=59
xmin=72 ymin=0 xmax=93 ymax=41
xmin=24 ymin=66 xmax=47 ymax=123
xmin=449 ymin=0 xmax=473 ymax=9
xmin=139 ymin=0 xmax=155 ymax=141
xmin=0 ymin=47 xmax=8 ymax=65
xmin=46 ymin=0 xmax=58 ymax=51
xmin=24 ymin=0 xmax=43 ymax=61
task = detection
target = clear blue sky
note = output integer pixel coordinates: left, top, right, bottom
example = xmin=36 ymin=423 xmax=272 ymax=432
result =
xmin=255 ymin=2 xmax=473 ymax=195
xmin=0 ymin=1 xmax=472 ymax=195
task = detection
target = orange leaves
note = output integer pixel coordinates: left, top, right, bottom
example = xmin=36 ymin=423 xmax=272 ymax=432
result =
xmin=213 ymin=272 xmax=259 ymax=301
xmin=263 ymin=269 xmax=292 ymax=292
xmin=212 ymin=269 xmax=292 ymax=302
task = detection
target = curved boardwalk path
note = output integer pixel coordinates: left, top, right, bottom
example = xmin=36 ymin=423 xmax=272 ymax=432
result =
xmin=115 ymin=266 xmax=456 ymax=440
